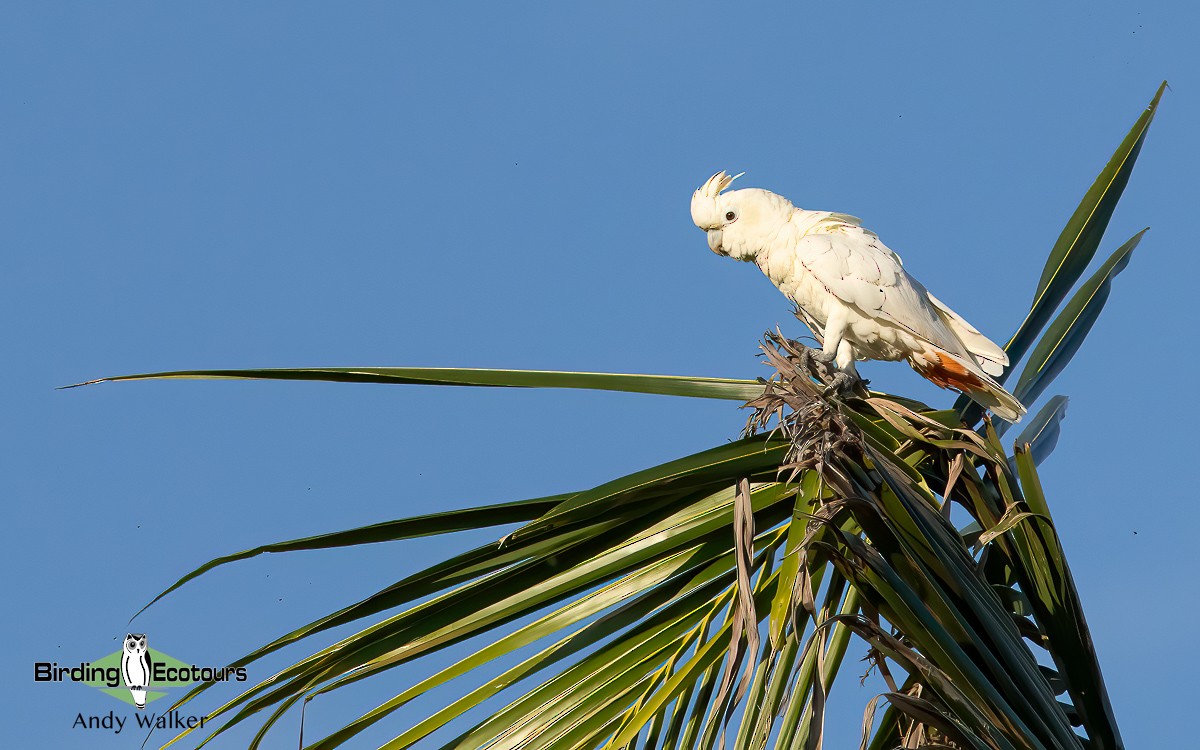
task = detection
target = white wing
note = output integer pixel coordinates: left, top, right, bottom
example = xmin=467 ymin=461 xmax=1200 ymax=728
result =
xmin=792 ymin=226 xmax=972 ymax=358
xmin=781 ymin=217 xmax=1022 ymax=420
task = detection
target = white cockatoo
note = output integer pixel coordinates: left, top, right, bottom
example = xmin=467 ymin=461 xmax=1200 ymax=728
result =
xmin=692 ymin=171 xmax=1025 ymax=423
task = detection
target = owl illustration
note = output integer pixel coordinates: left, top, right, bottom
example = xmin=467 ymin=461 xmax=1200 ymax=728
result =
xmin=120 ymin=633 xmax=152 ymax=709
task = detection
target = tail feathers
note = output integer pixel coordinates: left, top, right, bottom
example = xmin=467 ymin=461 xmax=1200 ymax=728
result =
xmin=912 ymin=349 xmax=1026 ymax=423
xmin=961 ymin=377 xmax=1026 ymax=423
xmin=926 ymin=292 xmax=1009 ymax=377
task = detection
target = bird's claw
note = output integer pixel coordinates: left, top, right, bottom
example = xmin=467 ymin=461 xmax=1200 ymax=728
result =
xmin=823 ymin=371 xmax=861 ymax=397
xmin=793 ymin=344 xmax=866 ymax=397
xmin=796 ymin=345 xmax=835 ymax=376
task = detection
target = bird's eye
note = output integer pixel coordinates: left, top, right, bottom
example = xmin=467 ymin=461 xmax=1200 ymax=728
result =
xmin=725 ymin=211 xmax=736 ymax=221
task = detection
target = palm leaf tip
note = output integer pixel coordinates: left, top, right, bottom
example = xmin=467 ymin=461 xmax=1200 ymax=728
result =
xmin=1002 ymin=83 xmax=1163 ymax=370
xmin=956 ymin=82 xmax=1162 ymax=422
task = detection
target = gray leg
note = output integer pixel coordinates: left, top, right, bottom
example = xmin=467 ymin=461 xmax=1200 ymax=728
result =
xmin=824 ymin=339 xmax=865 ymax=396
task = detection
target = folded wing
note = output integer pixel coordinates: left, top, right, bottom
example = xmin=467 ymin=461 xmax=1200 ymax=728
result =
xmin=792 ymin=224 xmax=1024 ymax=421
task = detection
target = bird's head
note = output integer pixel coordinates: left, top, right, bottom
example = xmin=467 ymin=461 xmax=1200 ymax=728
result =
xmin=690 ymin=171 xmax=795 ymax=261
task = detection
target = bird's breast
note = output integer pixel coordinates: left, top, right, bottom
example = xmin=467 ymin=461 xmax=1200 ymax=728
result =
xmin=756 ymin=253 xmax=832 ymax=326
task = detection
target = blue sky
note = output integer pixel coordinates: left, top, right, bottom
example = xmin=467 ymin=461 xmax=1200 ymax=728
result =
xmin=3 ymin=2 xmax=1196 ymax=747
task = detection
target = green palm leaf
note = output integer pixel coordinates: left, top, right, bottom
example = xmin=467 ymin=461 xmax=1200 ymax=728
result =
xmin=132 ymin=494 xmax=571 ymax=619
xmin=955 ymin=82 xmax=1164 ymax=420
xmin=1002 ymin=394 xmax=1069 ymax=464
xmin=1003 ymin=82 xmax=1163 ymax=373
xmin=65 ymin=366 xmax=764 ymax=401
xmin=1012 ymin=230 xmax=1144 ymax=407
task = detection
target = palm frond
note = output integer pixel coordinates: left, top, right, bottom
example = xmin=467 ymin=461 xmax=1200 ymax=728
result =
xmin=132 ymin=334 xmax=1120 ymax=750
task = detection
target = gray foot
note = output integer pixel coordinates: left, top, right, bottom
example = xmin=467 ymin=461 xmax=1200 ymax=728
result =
xmin=823 ymin=371 xmax=856 ymax=396
xmin=795 ymin=345 xmax=821 ymax=375
xmin=823 ymin=370 xmax=869 ymax=397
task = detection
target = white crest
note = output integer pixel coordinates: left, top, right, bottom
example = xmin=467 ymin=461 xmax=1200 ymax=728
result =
xmin=696 ymin=170 xmax=743 ymax=199
xmin=691 ymin=170 xmax=745 ymax=229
